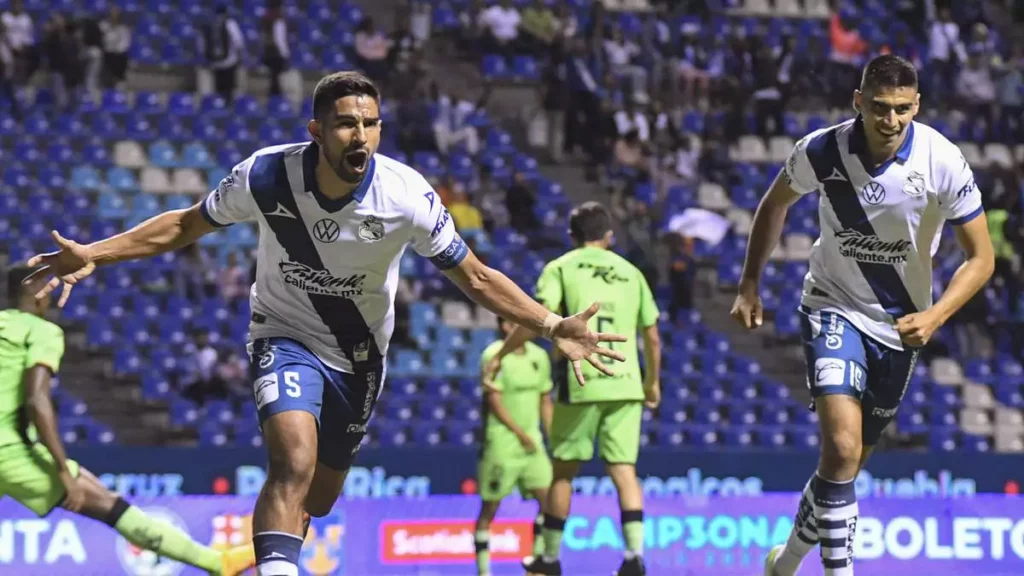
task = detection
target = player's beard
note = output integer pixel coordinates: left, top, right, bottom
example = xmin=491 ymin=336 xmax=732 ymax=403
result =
xmin=325 ymin=142 xmax=369 ymax=184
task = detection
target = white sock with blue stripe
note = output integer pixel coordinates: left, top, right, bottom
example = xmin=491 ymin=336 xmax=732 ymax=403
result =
xmin=255 ymin=531 xmax=303 ymax=576
xmin=774 ymin=476 xmax=819 ymax=575
xmin=812 ymin=474 xmax=858 ymax=576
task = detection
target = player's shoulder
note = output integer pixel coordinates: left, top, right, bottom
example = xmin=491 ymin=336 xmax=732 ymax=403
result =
xmin=15 ymin=312 xmax=64 ymax=341
xmin=233 ymin=142 xmax=308 ymax=179
xmin=908 ymin=121 xmax=964 ymax=167
xmin=482 ymin=340 xmax=503 ymax=358
xmin=372 ymin=153 xmax=436 ymax=213
xmin=794 ymin=119 xmax=852 ymax=152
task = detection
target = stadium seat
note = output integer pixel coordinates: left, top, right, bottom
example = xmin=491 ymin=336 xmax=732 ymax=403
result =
xmin=172 ymin=168 xmax=207 ymax=194
xmin=140 ymin=167 xmax=174 ymax=194
xmin=114 ymin=140 xmax=148 ymax=168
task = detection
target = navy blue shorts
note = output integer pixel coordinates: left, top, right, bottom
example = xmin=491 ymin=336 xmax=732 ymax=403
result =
xmin=799 ymin=306 xmax=919 ymax=446
xmin=248 ymin=337 xmax=384 ymax=471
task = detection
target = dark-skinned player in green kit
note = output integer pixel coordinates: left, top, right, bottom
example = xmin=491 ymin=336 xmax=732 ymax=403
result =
xmin=483 ymin=202 xmax=662 ymax=576
xmin=0 ymin=267 xmax=255 ymax=576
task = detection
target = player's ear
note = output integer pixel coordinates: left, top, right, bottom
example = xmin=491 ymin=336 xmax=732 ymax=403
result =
xmin=307 ymin=119 xmax=321 ymax=144
xmin=852 ymin=90 xmax=862 ymax=113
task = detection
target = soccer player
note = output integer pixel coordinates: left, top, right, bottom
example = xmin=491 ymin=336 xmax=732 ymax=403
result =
xmin=25 ymin=71 xmax=625 ymax=576
xmin=729 ymin=55 xmax=994 ymax=576
xmin=483 ymin=202 xmax=662 ymax=576
xmin=474 ymin=316 xmax=554 ymax=576
xmin=0 ymin=267 xmax=255 ymax=575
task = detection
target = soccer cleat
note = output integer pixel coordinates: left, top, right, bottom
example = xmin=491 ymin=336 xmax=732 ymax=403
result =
xmin=764 ymin=544 xmax=784 ymax=576
xmin=523 ymin=555 xmax=562 ymax=576
xmin=215 ymin=544 xmax=257 ymax=576
xmin=613 ymin=556 xmax=646 ymax=576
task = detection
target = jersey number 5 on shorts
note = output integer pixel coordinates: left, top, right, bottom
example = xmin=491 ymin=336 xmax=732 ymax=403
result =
xmin=254 ymin=371 xmax=301 ymax=409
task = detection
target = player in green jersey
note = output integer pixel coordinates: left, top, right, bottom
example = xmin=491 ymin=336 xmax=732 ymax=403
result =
xmin=484 ymin=202 xmax=662 ymax=576
xmin=0 ymin=266 xmax=255 ymax=576
xmin=474 ymin=317 xmax=554 ymax=576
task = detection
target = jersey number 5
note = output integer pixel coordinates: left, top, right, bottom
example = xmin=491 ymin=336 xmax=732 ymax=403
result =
xmin=597 ymin=316 xmax=620 ymax=362
xmin=284 ymin=371 xmax=301 ymax=398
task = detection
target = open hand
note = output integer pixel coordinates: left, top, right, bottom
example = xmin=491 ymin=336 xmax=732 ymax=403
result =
xmin=730 ymin=280 xmax=763 ymax=330
xmin=24 ymin=231 xmax=96 ymax=308
xmin=551 ymin=302 xmax=628 ymax=386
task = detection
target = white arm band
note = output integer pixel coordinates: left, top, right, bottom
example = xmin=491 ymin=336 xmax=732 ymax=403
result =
xmin=541 ymin=313 xmax=562 ymax=339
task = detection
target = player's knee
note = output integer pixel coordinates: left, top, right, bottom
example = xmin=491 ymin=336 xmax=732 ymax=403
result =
xmin=820 ymin=430 xmax=862 ymax=471
xmin=266 ymin=448 xmax=317 ymax=497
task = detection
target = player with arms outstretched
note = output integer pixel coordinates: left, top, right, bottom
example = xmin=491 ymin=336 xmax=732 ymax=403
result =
xmin=730 ymin=55 xmax=994 ymax=576
xmin=25 ymin=71 xmax=625 ymax=576
xmin=485 ymin=202 xmax=662 ymax=576
xmin=0 ymin=267 xmax=255 ymax=575
xmin=474 ymin=316 xmax=554 ymax=576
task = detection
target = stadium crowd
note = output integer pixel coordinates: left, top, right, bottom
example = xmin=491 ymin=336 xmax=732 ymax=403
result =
xmin=2 ymin=0 xmax=1024 ymax=450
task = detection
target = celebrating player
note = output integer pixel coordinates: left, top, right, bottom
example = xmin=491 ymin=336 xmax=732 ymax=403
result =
xmin=484 ymin=202 xmax=662 ymax=576
xmin=24 ymin=71 xmax=626 ymax=576
xmin=474 ymin=316 xmax=554 ymax=576
xmin=0 ymin=267 xmax=255 ymax=575
xmin=730 ymin=55 xmax=994 ymax=576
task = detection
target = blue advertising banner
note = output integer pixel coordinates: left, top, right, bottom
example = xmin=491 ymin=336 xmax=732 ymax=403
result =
xmin=2 ymin=495 xmax=1024 ymax=575
xmin=67 ymin=446 xmax=1024 ymax=499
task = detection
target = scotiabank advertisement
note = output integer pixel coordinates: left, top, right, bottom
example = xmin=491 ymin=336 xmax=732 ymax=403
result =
xmin=2 ymin=495 xmax=1024 ymax=575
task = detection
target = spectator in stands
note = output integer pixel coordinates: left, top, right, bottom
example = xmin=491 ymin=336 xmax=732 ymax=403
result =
xmin=603 ymin=25 xmax=647 ymax=100
xmin=0 ymin=21 xmax=20 ymax=118
xmin=260 ymin=0 xmax=289 ymax=97
xmin=956 ymin=52 xmax=997 ymax=129
xmin=996 ymin=46 xmax=1023 ymax=142
xmin=506 ymin=172 xmax=539 ymax=235
xmin=353 ymin=17 xmax=391 ymax=84
xmin=390 ymin=9 xmax=423 ymax=86
xmin=615 ymin=97 xmax=650 ymax=144
xmin=215 ymin=350 xmax=248 ymax=397
xmin=182 ymin=333 xmax=228 ymax=404
xmin=396 ymin=81 xmax=437 ymax=155
xmin=792 ymin=34 xmax=828 ymax=110
xmin=563 ymin=38 xmax=601 ymax=160
xmin=219 ymin=252 xmax=248 ymax=302
xmin=751 ymin=40 xmax=782 ymax=136
xmin=928 ymin=6 xmax=965 ymax=99
xmin=99 ymin=6 xmax=130 ymax=89
xmin=432 ymin=83 xmax=485 ymax=156
xmin=198 ymin=5 xmax=244 ymax=99
xmin=640 ymin=9 xmax=671 ymax=96
xmin=671 ymin=135 xmax=699 ymax=185
xmin=77 ymin=13 xmax=103 ymax=101
xmin=449 ymin=188 xmax=484 ymax=234
xmin=408 ymin=1 xmax=432 ymax=46
xmin=41 ymin=14 xmax=77 ymax=109
xmin=613 ymin=129 xmax=650 ymax=181
xmin=828 ymin=9 xmax=868 ymax=108
xmin=553 ymin=2 xmax=578 ymax=42
xmin=542 ymin=43 xmax=569 ymax=162
xmin=519 ymin=0 xmax=557 ymax=55
xmin=699 ymin=124 xmax=732 ymax=186
xmin=668 ymin=234 xmax=695 ymax=317
xmin=458 ymin=0 xmax=485 ymax=53
xmin=478 ymin=0 xmax=522 ymax=57
xmin=775 ymin=35 xmax=796 ymax=111
xmin=1 ymin=0 xmax=36 ymax=83
xmin=673 ymin=31 xmax=712 ymax=109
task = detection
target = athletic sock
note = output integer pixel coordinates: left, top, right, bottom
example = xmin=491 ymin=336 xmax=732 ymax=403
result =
xmin=532 ymin=513 xmax=545 ymax=557
xmin=541 ymin=514 xmax=566 ymax=562
xmin=254 ymin=531 xmax=304 ymax=576
xmin=474 ymin=529 xmax=490 ymax=575
xmin=104 ymin=499 xmax=222 ymax=572
xmin=774 ymin=476 xmax=819 ymax=576
xmin=621 ymin=509 xmax=644 ymax=559
xmin=812 ymin=474 xmax=858 ymax=576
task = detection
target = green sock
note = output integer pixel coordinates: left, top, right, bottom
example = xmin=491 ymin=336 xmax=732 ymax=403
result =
xmin=622 ymin=509 xmax=645 ymax=556
xmin=532 ymin=514 xmax=545 ymax=557
xmin=542 ymin=514 xmax=566 ymax=560
xmin=474 ymin=529 xmax=490 ymax=575
xmin=114 ymin=505 xmax=222 ymax=572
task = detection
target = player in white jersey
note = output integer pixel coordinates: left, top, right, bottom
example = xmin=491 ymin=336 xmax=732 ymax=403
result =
xmin=24 ymin=71 xmax=627 ymax=576
xmin=731 ymin=55 xmax=994 ymax=576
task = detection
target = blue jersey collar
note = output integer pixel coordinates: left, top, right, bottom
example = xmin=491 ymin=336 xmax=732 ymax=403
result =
xmin=849 ymin=115 xmax=915 ymax=176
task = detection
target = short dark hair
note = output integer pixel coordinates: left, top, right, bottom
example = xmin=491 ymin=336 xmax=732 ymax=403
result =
xmin=312 ymin=71 xmax=380 ymax=120
xmin=6 ymin=266 xmax=35 ymax=301
xmin=860 ymin=54 xmax=918 ymax=93
xmin=569 ymin=202 xmax=612 ymax=243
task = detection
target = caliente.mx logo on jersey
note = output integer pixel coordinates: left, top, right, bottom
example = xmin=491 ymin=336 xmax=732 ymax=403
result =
xmin=834 ymin=229 xmax=912 ymax=264
xmin=280 ymin=262 xmax=366 ymax=297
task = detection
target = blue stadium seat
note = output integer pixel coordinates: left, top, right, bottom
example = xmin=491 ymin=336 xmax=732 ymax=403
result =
xmin=107 ymin=167 xmax=138 ymax=191
xmin=181 ymin=142 xmax=215 ymax=169
xmin=200 ymin=94 xmax=229 ymax=117
xmin=481 ymin=55 xmax=508 ymax=79
xmin=149 ymin=140 xmax=179 ymax=168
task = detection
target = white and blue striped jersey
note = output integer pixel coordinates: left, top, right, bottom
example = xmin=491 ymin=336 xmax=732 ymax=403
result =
xmin=200 ymin=142 xmax=468 ymax=372
xmin=785 ymin=116 xmax=983 ymax=350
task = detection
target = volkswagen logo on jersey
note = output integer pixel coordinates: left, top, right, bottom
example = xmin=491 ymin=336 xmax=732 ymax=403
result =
xmin=313 ymin=219 xmax=341 ymax=243
xmin=862 ymin=181 xmax=886 ymax=205
xmin=358 ymin=215 xmax=385 ymax=243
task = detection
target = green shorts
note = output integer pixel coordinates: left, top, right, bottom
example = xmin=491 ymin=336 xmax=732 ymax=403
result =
xmin=478 ymin=448 xmax=552 ymax=502
xmin=0 ymin=442 xmax=80 ymax=516
xmin=550 ymin=400 xmax=642 ymax=464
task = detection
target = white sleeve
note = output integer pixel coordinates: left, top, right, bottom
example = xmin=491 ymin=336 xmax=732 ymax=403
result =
xmin=937 ymin=144 xmax=983 ymax=225
xmin=409 ymin=184 xmax=469 ymax=270
xmin=783 ymin=133 xmax=822 ymax=195
xmin=200 ymin=158 xmax=258 ymax=227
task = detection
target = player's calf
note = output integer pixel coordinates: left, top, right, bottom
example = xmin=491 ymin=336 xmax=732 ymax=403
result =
xmin=253 ymin=411 xmax=319 ymax=576
xmin=475 ymin=500 xmax=501 ymax=576
xmin=606 ymin=464 xmax=645 ymax=563
xmin=812 ymin=395 xmax=863 ymax=576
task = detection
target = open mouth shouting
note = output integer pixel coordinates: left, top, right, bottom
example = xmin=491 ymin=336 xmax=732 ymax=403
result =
xmin=344 ymin=149 xmax=370 ymax=173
